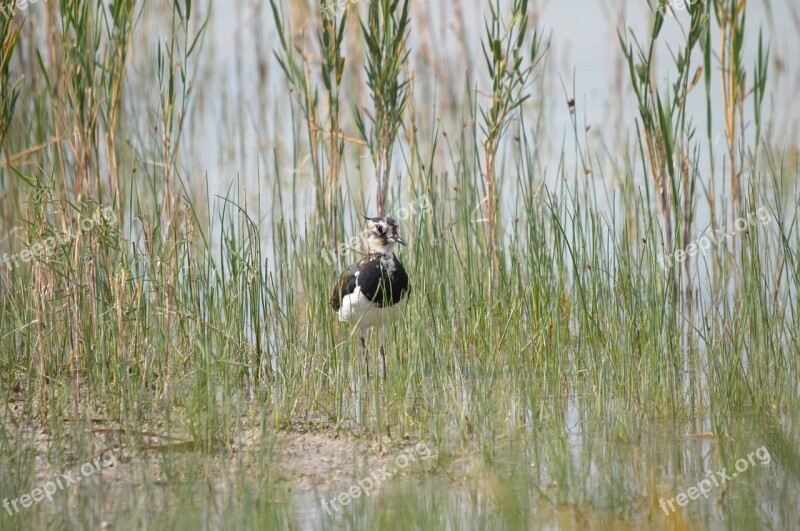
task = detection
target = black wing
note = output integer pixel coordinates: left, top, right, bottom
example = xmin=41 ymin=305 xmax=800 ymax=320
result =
xmin=355 ymin=254 xmax=409 ymax=308
xmin=331 ymin=254 xmax=410 ymax=311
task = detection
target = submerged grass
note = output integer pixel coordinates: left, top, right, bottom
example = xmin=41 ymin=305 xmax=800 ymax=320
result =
xmin=0 ymin=0 xmax=798 ymax=529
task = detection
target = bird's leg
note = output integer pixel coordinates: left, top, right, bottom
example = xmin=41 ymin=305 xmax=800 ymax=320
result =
xmin=379 ymin=344 xmax=387 ymax=381
xmin=361 ymin=331 xmax=370 ymax=381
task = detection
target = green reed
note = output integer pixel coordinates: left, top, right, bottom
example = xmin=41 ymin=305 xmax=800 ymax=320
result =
xmin=0 ymin=0 xmax=797 ymax=529
xmin=356 ymin=0 xmax=411 ymax=216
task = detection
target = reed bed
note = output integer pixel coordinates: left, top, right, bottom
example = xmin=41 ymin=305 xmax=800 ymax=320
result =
xmin=0 ymin=0 xmax=797 ymax=529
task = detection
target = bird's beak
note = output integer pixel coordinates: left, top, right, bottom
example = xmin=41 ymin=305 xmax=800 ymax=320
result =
xmin=393 ymin=234 xmax=407 ymax=246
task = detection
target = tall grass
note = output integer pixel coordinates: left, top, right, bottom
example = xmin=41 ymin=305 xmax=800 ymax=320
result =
xmin=0 ymin=0 xmax=797 ymax=529
xmin=479 ymin=0 xmax=543 ymax=269
xmin=356 ymin=0 xmax=411 ymax=216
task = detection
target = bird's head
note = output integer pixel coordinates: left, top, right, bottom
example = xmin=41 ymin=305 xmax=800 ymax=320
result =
xmin=364 ymin=216 xmax=406 ymax=253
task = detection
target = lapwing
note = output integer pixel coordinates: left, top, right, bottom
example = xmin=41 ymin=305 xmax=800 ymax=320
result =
xmin=330 ymin=216 xmax=410 ymax=380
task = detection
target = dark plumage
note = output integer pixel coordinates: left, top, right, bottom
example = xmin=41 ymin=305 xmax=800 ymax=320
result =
xmin=330 ymin=253 xmax=410 ymax=311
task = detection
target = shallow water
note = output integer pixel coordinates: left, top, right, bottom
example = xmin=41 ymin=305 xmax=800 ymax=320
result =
xmin=2 ymin=1 xmax=798 ymax=530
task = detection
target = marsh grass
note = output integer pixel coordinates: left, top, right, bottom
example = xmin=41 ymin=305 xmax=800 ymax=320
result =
xmin=356 ymin=0 xmax=411 ymax=216
xmin=0 ymin=0 xmax=798 ymax=529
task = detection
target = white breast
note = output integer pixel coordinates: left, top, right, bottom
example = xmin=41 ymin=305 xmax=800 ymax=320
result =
xmin=337 ymin=286 xmax=408 ymax=330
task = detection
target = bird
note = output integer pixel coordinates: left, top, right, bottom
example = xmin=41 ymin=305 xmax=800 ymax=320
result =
xmin=330 ymin=216 xmax=410 ymax=380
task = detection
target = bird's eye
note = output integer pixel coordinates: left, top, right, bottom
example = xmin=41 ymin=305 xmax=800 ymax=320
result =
xmin=376 ymin=225 xmax=384 ymax=234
